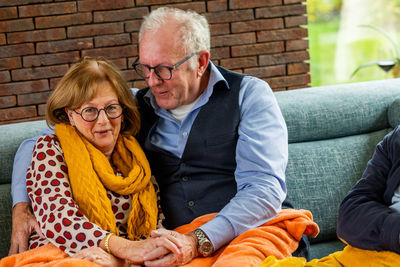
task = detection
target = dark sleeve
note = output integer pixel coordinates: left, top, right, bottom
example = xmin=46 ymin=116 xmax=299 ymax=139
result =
xmin=337 ymin=126 xmax=400 ymax=253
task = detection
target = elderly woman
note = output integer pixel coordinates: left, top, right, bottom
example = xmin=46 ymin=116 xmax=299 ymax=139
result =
xmin=1 ymin=57 xmax=179 ymax=267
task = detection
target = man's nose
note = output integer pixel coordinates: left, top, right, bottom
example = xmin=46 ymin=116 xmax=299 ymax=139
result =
xmin=146 ymin=69 xmax=162 ymax=87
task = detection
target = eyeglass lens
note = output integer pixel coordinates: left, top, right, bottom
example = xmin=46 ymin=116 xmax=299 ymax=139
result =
xmin=135 ymin=65 xmax=172 ymax=80
xmin=80 ymin=104 xmax=123 ymax=122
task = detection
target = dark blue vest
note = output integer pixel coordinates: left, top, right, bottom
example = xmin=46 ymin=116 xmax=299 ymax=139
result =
xmin=136 ymin=66 xmax=244 ymax=229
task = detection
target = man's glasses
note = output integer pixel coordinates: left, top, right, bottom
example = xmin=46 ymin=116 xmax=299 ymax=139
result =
xmin=74 ymin=104 xmax=123 ymax=122
xmin=132 ymin=53 xmax=197 ymax=81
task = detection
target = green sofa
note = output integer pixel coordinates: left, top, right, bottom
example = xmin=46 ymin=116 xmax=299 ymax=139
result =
xmin=0 ymin=79 xmax=400 ymax=259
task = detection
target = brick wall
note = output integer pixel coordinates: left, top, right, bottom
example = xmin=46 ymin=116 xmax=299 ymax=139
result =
xmin=0 ymin=0 xmax=309 ymax=125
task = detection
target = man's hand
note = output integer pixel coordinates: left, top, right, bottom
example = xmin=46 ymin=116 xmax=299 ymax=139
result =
xmin=8 ymin=202 xmax=44 ymax=255
xmin=143 ymin=229 xmax=198 ymax=267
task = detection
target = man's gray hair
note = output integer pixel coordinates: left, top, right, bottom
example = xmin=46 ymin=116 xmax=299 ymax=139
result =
xmin=139 ymin=7 xmax=211 ymax=56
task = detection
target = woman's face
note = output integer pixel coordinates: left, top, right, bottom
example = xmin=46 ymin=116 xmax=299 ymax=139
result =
xmin=66 ymin=81 xmax=122 ymax=158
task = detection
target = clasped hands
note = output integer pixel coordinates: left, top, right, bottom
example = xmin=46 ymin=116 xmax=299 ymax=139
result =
xmin=74 ymin=228 xmax=198 ymax=267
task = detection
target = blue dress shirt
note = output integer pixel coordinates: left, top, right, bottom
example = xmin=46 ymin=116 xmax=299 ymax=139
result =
xmin=11 ymin=62 xmax=288 ymax=250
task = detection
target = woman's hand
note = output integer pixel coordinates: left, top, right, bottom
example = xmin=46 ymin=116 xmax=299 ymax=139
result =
xmin=72 ymin=246 xmax=139 ymax=267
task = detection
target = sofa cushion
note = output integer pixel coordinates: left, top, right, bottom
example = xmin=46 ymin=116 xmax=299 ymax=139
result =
xmin=388 ymin=98 xmax=400 ymax=128
xmin=275 ymin=79 xmax=400 ymax=143
xmin=285 ymin=129 xmax=389 ymax=244
xmin=0 ymin=120 xmax=47 ymax=185
xmin=0 ymin=184 xmax=12 ymax=258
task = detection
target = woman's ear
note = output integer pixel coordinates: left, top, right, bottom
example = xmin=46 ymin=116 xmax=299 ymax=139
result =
xmin=65 ymin=108 xmax=75 ymax=126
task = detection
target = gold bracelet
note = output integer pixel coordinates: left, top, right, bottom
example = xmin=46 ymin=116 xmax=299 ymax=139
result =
xmin=104 ymin=233 xmax=114 ymax=254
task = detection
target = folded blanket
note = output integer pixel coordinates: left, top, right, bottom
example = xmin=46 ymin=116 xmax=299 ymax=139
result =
xmin=0 ymin=243 xmax=101 ymax=267
xmin=175 ymin=209 xmax=319 ymax=267
xmin=259 ymin=245 xmax=400 ymax=267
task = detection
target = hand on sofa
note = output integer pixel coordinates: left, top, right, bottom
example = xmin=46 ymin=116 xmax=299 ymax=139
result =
xmin=8 ymin=202 xmax=44 ymax=255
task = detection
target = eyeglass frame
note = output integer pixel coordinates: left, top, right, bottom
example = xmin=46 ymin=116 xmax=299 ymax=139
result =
xmin=73 ymin=104 xmax=124 ymax=122
xmin=132 ymin=52 xmax=197 ymax=81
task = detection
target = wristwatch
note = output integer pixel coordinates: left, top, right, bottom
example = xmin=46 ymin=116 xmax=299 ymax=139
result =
xmin=192 ymin=228 xmax=214 ymax=257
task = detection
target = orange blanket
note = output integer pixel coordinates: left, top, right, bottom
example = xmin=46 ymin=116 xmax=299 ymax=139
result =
xmin=1 ymin=209 xmax=318 ymax=267
xmin=175 ymin=209 xmax=319 ymax=267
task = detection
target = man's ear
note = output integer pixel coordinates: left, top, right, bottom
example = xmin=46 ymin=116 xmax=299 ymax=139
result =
xmin=65 ymin=108 xmax=75 ymax=126
xmin=197 ymin=50 xmax=210 ymax=77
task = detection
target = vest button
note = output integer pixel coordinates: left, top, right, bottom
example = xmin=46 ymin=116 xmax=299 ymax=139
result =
xmin=188 ymin=201 xmax=195 ymax=207
xmin=182 ymin=176 xmax=189 ymax=182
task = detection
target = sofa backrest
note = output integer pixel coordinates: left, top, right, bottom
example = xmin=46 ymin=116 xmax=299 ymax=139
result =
xmin=275 ymin=78 xmax=400 ymax=244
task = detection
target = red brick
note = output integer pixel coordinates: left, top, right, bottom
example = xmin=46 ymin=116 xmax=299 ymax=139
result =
xmin=82 ymin=45 xmax=137 ymax=59
xmin=230 ymin=0 xmax=282 ymax=9
xmin=128 ymin=57 xmax=138 ymax=70
xmin=0 ymin=34 xmax=5 ymax=45
xmin=23 ymin=51 xmax=80 ymax=67
xmin=125 ymin=20 xmax=142 ymax=32
xmin=0 ymin=106 xmax=37 ymax=121
xmin=232 ymin=42 xmax=284 ymax=57
xmin=19 ymin=2 xmax=76 ymax=17
xmin=131 ymin=32 xmax=139 ymax=43
xmin=94 ymin=7 xmax=148 ymax=23
xmin=256 ymin=4 xmax=307 ymax=19
xmin=288 ymin=62 xmax=309 ymax=74
xmin=211 ymin=33 xmax=256 ymax=47
xmin=35 ymin=13 xmax=92 ymax=29
xmin=121 ymin=69 xmax=141 ymax=82
xmin=153 ymin=2 xmax=205 ymax=13
xmin=205 ymin=9 xmax=253 ymax=24
xmin=0 ymin=71 xmax=11 ymax=82
xmin=36 ymin=38 xmax=93 ymax=54
xmin=136 ymin=0 xmax=189 ymax=5
xmin=260 ymin=51 xmax=309 ymax=65
xmin=266 ymin=73 xmax=310 ymax=88
xmin=18 ymin=91 xmax=52 ymax=105
xmin=220 ymin=56 xmax=258 ymax=69
xmin=210 ymin=23 xmax=230 ymax=36
xmin=0 ymin=7 xmax=18 ymax=20
xmin=0 ymin=95 xmax=16 ymax=108
xmin=0 ymin=43 xmax=34 ymax=58
xmin=0 ymin=19 xmax=34 ymax=33
xmin=94 ymin=33 xmax=131 ymax=48
xmin=0 ymin=57 xmax=22 ymax=71
xmin=244 ymin=65 xmax=286 ymax=78
xmin=38 ymin=103 xmax=46 ymax=116
xmin=50 ymin=77 xmax=62 ymax=90
xmin=231 ymin=18 xmax=283 ymax=33
xmin=7 ymin=28 xmax=66 ymax=44
xmin=68 ymin=23 xmax=124 ymax=38
xmin=78 ymin=0 xmax=134 ymax=12
xmin=284 ymin=0 xmax=305 ymax=3
xmin=210 ymin=47 xmax=230 ymax=60
xmin=0 ymin=80 xmax=49 ymax=96
xmin=0 ymin=0 xmax=52 ymax=6
xmin=285 ymin=15 xmax=307 ymax=27
xmin=257 ymin=28 xmax=307 ymax=42
xmin=286 ymin=39 xmax=308 ymax=51
xmin=132 ymin=80 xmax=147 ymax=89
xmin=207 ymin=0 xmax=227 ymax=12
xmin=11 ymin=64 xmax=69 ymax=81
xmin=108 ymin=58 xmax=127 ymax=70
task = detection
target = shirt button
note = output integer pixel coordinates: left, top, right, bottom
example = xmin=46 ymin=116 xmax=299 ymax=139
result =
xmin=182 ymin=176 xmax=189 ymax=182
xmin=183 ymin=132 xmax=188 ymax=137
xmin=188 ymin=201 xmax=195 ymax=207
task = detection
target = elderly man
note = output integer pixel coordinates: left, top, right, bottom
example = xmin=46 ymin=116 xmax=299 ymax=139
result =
xmin=9 ymin=7 xmax=307 ymax=266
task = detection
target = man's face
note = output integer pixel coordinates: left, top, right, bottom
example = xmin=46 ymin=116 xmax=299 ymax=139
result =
xmin=139 ymin=28 xmax=202 ymax=110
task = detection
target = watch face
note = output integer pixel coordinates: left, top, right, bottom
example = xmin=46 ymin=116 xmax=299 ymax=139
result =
xmin=200 ymin=241 xmax=213 ymax=256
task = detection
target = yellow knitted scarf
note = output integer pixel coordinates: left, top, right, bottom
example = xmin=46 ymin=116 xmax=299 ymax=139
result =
xmin=55 ymin=123 xmax=157 ymax=240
